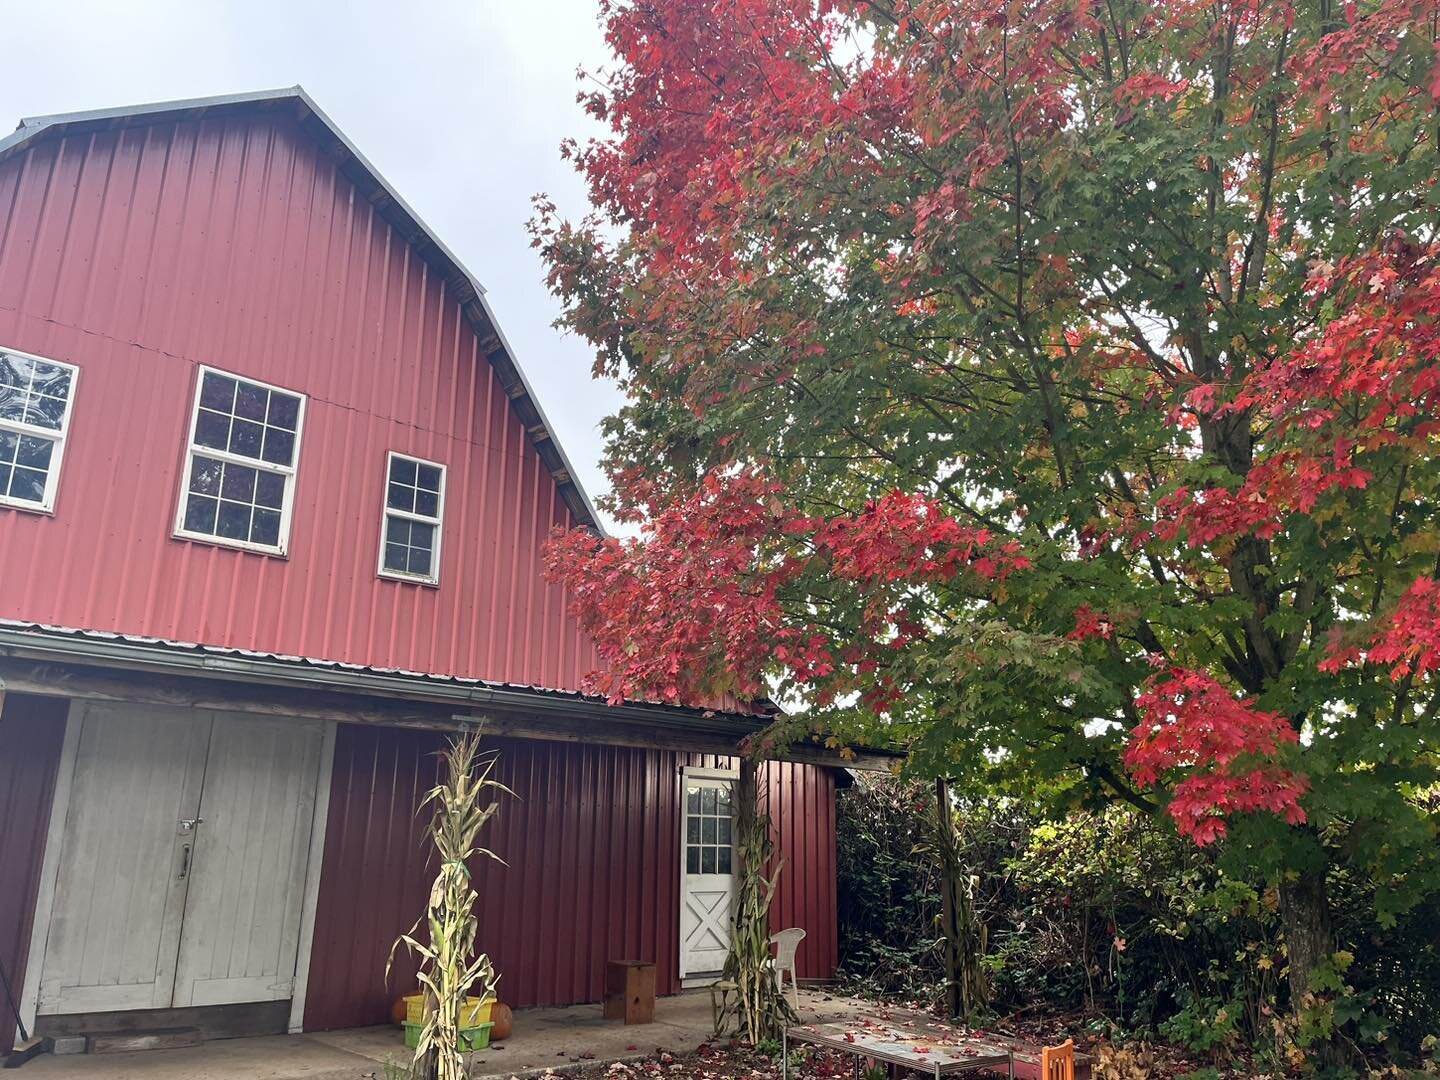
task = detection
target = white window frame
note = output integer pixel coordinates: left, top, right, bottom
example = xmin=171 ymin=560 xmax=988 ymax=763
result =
xmin=376 ymin=450 xmax=446 ymax=586
xmin=173 ymin=364 xmax=307 ymax=556
xmin=0 ymin=346 xmax=80 ymax=515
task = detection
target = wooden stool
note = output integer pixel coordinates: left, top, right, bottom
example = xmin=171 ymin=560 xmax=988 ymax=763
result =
xmin=604 ymin=961 xmax=656 ymax=1024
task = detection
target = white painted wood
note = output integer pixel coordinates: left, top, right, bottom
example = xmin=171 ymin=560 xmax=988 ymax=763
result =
xmin=679 ymin=771 xmax=739 ymax=978
xmin=171 ymin=713 xmax=324 ymax=1007
xmin=684 ymin=766 xmax=740 ymax=781
xmin=287 ymin=720 xmax=337 ymax=1033
xmin=35 ymin=703 xmax=211 ymax=1015
xmin=17 ymin=698 xmax=82 ymax=1038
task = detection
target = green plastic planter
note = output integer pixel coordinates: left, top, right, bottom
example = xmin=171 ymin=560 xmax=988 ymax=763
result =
xmin=402 ymin=1021 xmax=496 ymax=1052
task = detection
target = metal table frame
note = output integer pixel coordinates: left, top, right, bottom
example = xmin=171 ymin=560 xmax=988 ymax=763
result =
xmin=783 ymin=1022 xmax=1015 ymax=1080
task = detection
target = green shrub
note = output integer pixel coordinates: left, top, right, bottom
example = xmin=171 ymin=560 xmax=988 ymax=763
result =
xmin=836 ymin=777 xmax=1440 ymax=1070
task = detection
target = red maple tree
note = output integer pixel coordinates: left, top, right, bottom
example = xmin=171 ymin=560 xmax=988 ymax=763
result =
xmin=536 ymin=0 xmax=1440 ymax=1038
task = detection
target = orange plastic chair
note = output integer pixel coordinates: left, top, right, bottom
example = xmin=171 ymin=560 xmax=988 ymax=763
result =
xmin=1041 ymin=1039 xmax=1075 ymax=1080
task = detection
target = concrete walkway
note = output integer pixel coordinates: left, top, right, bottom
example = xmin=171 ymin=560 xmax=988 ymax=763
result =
xmin=15 ymin=989 xmax=873 ymax=1080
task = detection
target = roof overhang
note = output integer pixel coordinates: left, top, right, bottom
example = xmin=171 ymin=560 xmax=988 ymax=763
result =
xmin=0 ymin=86 xmax=601 ymax=533
xmin=0 ymin=623 xmax=895 ymax=770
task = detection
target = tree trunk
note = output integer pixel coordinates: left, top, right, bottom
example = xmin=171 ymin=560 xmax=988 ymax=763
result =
xmin=1278 ymin=863 xmax=1344 ymax=1069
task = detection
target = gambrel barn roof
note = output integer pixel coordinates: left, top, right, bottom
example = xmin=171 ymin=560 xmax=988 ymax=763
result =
xmin=0 ymin=86 xmax=601 ymax=534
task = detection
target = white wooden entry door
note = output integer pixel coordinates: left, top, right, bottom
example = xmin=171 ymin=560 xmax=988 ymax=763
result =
xmin=679 ymin=773 xmax=738 ymax=978
xmin=172 ymin=714 xmax=324 ymax=1006
xmin=36 ymin=702 xmax=211 ymax=1014
xmin=37 ymin=705 xmax=324 ymax=1015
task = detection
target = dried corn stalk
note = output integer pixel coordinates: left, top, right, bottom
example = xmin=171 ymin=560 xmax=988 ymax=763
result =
xmin=714 ymin=758 xmax=797 ymax=1044
xmin=388 ymin=727 xmax=511 ymax=1080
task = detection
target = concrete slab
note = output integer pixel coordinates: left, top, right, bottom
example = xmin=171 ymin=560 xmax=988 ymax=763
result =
xmin=14 ymin=989 xmax=873 ymax=1080
xmin=14 ymin=1029 xmax=384 ymax=1080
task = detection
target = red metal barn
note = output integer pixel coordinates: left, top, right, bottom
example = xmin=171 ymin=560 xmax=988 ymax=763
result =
xmin=0 ymin=89 xmax=864 ymax=1055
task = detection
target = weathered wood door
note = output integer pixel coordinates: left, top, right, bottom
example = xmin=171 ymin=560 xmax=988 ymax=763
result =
xmin=36 ymin=702 xmax=210 ymax=1014
xmin=171 ymin=714 xmax=324 ymax=1006
xmin=37 ymin=704 xmax=323 ymax=1014
xmin=679 ymin=773 xmax=737 ymax=978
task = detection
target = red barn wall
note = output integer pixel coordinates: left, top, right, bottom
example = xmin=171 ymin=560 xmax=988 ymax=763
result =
xmin=0 ymin=694 xmax=68 ymax=1052
xmin=765 ymin=762 xmax=838 ymax=980
xmin=303 ymin=725 xmax=838 ymax=1031
xmin=0 ymin=113 xmax=598 ymax=689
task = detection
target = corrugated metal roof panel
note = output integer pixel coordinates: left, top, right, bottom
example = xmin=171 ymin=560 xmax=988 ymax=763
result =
xmin=0 ymin=620 xmax=768 ymax=722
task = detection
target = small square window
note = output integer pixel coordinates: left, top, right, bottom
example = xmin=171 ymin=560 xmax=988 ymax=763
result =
xmin=175 ymin=367 xmax=305 ymax=554
xmin=378 ymin=452 xmax=445 ymax=585
xmin=0 ymin=347 xmax=80 ymax=513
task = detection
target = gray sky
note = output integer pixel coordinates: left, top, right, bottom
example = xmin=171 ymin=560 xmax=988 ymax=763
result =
xmin=0 ymin=0 xmax=624 ymax=526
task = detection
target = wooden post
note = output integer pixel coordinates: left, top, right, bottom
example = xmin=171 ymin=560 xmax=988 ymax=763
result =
xmin=717 ymin=757 xmax=795 ymax=1043
xmin=934 ymin=778 xmax=987 ymax=1023
xmin=935 ymin=778 xmax=963 ymax=1022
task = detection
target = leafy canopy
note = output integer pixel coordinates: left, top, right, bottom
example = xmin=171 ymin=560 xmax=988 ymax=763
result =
xmin=537 ymin=0 xmax=1440 ymax=918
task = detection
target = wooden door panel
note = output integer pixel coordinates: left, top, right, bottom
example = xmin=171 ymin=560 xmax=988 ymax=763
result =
xmin=171 ymin=714 xmax=323 ymax=1007
xmin=37 ymin=703 xmax=210 ymax=1015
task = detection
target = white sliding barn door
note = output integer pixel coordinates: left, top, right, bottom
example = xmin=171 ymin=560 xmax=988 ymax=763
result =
xmin=171 ymin=714 xmax=324 ymax=1007
xmin=35 ymin=704 xmax=326 ymax=1016
xmin=37 ymin=703 xmax=211 ymax=1014
xmin=679 ymin=771 xmax=738 ymax=978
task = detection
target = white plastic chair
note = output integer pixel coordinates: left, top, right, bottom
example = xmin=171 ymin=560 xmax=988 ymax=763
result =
xmin=769 ymin=927 xmax=806 ymax=1010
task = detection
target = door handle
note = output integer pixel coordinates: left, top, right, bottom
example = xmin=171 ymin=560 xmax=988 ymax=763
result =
xmin=178 ymin=817 xmax=204 ymax=832
xmin=178 ymin=843 xmax=192 ymax=881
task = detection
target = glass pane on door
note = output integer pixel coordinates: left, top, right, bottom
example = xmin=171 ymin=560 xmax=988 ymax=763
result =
xmin=684 ymin=780 xmax=735 ymax=880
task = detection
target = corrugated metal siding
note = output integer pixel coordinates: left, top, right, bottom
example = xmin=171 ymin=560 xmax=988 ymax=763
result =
xmin=0 ymin=114 xmax=600 ymax=690
xmin=0 ymin=693 xmax=68 ymax=1052
xmin=764 ymin=763 xmax=839 ymax=981
xmin=304 ymin=727 xmax=838 ymax=1031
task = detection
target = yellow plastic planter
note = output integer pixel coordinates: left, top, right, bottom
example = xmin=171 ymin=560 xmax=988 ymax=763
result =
xmin=463 ymin=994 xmax=496 ymax=1027
xmin=403 ymin=993 xmax=495 ymax=1027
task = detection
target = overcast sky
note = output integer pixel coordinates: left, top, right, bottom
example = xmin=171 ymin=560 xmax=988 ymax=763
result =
xmin=0 ymin=0 xmax=626 ymax=526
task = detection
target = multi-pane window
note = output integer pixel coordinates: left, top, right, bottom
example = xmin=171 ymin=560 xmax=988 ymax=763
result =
xmin=0 ymin=347 xmax=79 ymax=513
xmin=378 ymin=452 xmax=445 ymax=584
xmin=685 ymin=783 xmax=733 ymax=875
xmin=175 ymin=367 xmax=305 ymax=554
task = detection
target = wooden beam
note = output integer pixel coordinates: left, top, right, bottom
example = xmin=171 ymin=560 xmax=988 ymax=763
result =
xmin=0 ymin=659 xmax=899 ymax=771
xmin=0 ymin=660 xmax=453 ymax=731
xmin=457 ymin=710 xmax=897 ymax=772
xmin=470 ymin=710 xmax=746 ymax=756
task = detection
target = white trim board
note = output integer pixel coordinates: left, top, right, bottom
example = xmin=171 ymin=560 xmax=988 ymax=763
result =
xmin=16 ymin=699 xmax=83 ymax=1039
xmin=288 ymin=720 xmax=337 ymax=1033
